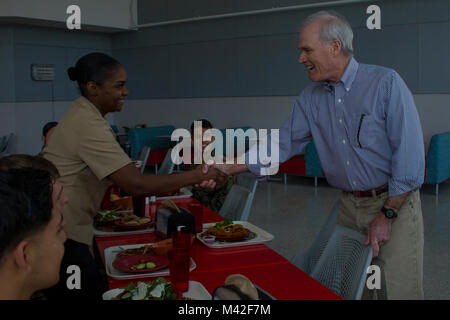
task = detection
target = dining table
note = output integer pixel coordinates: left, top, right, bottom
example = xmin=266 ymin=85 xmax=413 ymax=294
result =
xmin=94 ymin=197 xmax=341 ymax=300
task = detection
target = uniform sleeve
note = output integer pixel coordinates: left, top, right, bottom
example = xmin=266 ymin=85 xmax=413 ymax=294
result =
xmin=245 ymin=94 xmax=313 ymax=177
xmin=385 ymin=72 xmax=425 ymax=196
xmin=77 ymin=117 xmax=132 ymax=180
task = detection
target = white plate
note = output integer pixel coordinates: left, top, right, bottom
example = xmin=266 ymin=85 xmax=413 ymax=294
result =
xmin=104 ymin=243 xmax=196 ymax=280
xmin=196 ymin=221 xmax=274 ymax=249
xmin=156 ymin=187 xmax=192 ymax=200
xmin=103 ymin=281 xmax=211 ymax=300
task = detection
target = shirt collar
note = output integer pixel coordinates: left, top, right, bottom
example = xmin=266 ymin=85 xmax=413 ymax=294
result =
xmin=321 ymin=57 xmax=359 ymax=93
xmin=340 ymin=57 xmax=358 ymax=92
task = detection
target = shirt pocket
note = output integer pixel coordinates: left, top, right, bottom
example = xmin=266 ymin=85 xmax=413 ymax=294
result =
xmin=349 ymin=114 xmax=378 ymax=149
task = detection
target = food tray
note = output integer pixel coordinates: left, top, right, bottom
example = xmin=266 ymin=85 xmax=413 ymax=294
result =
xmin=93 ymin=225 xmax=155 ymax=237
xmin=196 ymin=221 xmax=274 ymax=249
xmin=104 ymin=243 xmax=196 ymax=280
xmin=103 ymin=281 xmax=211 ymax=300
xmin=156 ymin=187 xmax=192 ymax=200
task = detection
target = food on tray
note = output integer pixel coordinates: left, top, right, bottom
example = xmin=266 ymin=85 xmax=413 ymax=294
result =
xmin=94 ymin=208 xmax=120 ymax=222
xmin=110 ymin=194 xmax=121 ymax=201
xmin=118 ymin=236 xmax=194 ymax=258
xmin=130 ymin=259 xmax=157 ymax=271
xmin=110 ymin=195 xmax=133 ymax=210
xmin=206 ymin=218 xmax=248 ymax=238
xmin=160 ymin=199 xmax=181 ymax=213
xmin=119 ymin=214 xmax=151 ymax=226
xmin=118 ymin=245 xmax=153 ymax=256
xmin=112 ymin=278 xmax=176 ymax=300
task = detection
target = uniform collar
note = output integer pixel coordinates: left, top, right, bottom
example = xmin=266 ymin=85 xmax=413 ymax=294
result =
xmin=76 ymin=96 xmax=104 ymax=118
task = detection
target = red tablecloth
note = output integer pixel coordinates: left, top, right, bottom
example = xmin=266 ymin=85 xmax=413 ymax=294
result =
xmin=95 ymin=198 xmax=341 ymax=300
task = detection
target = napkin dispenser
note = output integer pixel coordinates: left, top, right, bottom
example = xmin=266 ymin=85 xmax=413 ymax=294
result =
xmin=155 ymin=207 xmax=195 ymax=239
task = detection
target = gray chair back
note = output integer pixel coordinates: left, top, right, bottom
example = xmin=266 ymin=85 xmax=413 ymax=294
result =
xmin=310 ymin=225 xmax=373 ymax=300
xmin=0 ymin=133 xmax=14 ymax=156
xmin=218 ymin=184 xmax=251 ymax=221
xmin=236 ymin=172 xmax=258 ymax=221
xmin=291 ymin=200 xmax=339 ymax=274
xmin=158 ymin=148 xmax=175 ymax=175
xmin=138 ymin=146 xmax=151 ymax=174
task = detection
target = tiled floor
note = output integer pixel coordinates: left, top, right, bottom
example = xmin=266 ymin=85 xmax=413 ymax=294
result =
xmin=248 ymin=175 xmax=450 ymax=300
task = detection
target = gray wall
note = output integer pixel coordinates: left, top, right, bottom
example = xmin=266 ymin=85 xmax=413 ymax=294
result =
xmin=2 ymin=0 xmax=450 ymax=154
xmin=113 ymin=0 xmax=450 ymax=99
xmin=0 ymin=24 xmax=113 ymax=155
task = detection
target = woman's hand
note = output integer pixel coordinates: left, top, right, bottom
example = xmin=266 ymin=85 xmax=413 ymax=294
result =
xmin=194 ymin=164 xmax=228 ymax=188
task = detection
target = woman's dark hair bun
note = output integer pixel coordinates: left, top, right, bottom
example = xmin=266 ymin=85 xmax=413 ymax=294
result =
xmin=67 ymin=67 xmax=78 ymax=81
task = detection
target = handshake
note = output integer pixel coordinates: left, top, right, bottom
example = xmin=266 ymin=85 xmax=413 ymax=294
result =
xmin=194 ymin=162 xmax=247 ymax=189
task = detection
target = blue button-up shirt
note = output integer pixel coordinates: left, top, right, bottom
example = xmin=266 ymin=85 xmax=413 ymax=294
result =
xmin=246 ymin=58 xmax=425 ymax=196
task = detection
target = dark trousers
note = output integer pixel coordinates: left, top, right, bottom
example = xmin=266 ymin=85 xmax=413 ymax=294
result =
xmin=43 ymin=238 xmax=106 ymax=300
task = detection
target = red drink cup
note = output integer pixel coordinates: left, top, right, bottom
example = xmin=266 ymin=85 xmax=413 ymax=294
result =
xmin=188 ymin=203 xmax=203 ymax=233
xmin=132 ymin=196 xmax=146 ymax=216
xmin=168 ymin=248 xmax=190 ymax=293
xmin=172 ymin=227 xmax=192 ymax=250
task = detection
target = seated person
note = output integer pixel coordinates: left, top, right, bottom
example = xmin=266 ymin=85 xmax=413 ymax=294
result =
xmin=0 ymin=167 xmax=68 ymax=300
xmin=40 ymin=121 xmax=58 ymax=154
xmin=189 ymin=119 xmax=236 ymax=213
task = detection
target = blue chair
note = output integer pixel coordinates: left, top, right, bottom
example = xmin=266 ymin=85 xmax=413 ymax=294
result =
xmin=425 ymin=132 xmax=450 ymax=197
xmin=127 ymin=125 xmax=175 ymax=160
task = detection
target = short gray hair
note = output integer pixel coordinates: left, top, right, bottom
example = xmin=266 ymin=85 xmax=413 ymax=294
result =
xmin=301 ymin=10 xmax=354 ymax=57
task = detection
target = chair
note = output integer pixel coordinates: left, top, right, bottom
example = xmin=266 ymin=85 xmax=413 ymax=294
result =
xmin=157 ymin=148 xmax=175 ymax=175
xmin=218 ymin=185 xmax=251 ymax=221
xmin=236 ymin=172 xmax=258 ymax=221
xmin=424 ymin=131 xmax=450 ymax=198
xmin=0 ymin=133 xmax=14 ymax=156
xmin=138 ymin=146 xmax=151 ymax=174
xmin=291 ymin=201 xmax=340 ymax=274
xmin=309 ymin=225 xmax=373 ymax=300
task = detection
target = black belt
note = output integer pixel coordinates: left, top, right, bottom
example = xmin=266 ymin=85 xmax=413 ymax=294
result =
xmin=344 ymin=184 xmax=388 ymax=198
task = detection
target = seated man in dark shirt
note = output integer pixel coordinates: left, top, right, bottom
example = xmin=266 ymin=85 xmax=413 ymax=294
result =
xmin=190 ymin=119 xmax=236 ymax=213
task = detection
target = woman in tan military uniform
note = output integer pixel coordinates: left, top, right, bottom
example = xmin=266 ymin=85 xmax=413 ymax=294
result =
xmin=43 ymin=53 xmax=224 ymax=300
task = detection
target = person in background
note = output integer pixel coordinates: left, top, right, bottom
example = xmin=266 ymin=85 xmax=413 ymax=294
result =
xmin=40 ymin=121 xmax=58 ymax=154
xmin=0 ymin=168 xmax=67 ymax=300
xmin=209 ymin=11 xmax=425 ymax=299
xmin=42 ymin=52 xmax=225 ymax=300
xmin=190 ymin=119 xmax=237 ymax=213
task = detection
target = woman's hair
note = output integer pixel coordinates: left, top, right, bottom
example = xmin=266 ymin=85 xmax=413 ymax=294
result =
xmin=42 ymin=121 xmax=58 ymax=137
xmin=67 ymin=52 xmax=122 ymax=97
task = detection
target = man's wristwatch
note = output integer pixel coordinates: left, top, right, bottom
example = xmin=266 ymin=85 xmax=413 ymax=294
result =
xmin=381 ymin=206 xmax=398 ymax=219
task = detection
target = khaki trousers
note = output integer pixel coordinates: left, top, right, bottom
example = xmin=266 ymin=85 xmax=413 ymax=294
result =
xmin=338 ymin=190 xmax=424 ymax=300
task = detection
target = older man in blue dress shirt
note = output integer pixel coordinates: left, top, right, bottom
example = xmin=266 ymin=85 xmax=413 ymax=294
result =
xmin=210 ymin=11 xmax=425 ymax=299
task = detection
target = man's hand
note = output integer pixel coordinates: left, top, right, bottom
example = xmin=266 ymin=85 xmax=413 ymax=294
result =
xmin=365 ymin=212 xmax=393 ymax=258
xmin=202 ymin=161 xmax=248 ymax=176
xmin=194 ymin=164 xmax=227 ymax=189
